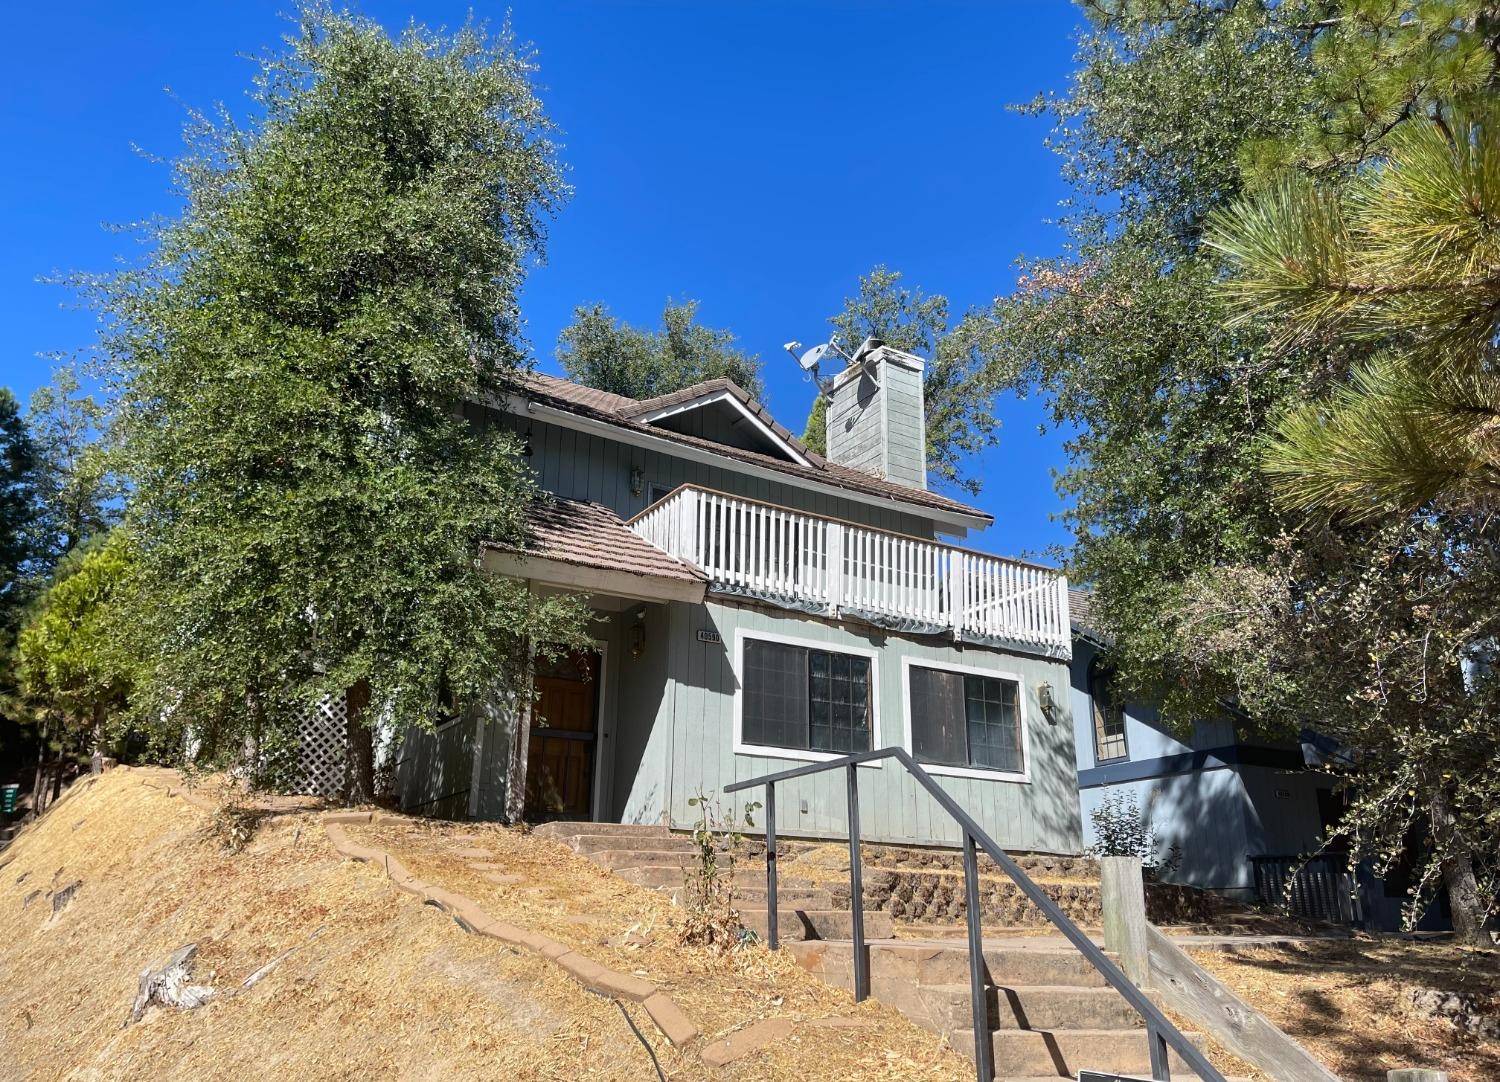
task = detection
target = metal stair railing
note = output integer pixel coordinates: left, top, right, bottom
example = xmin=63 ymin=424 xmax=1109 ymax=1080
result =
xmin=724 ymin=747 xmax=1226 ymax=1082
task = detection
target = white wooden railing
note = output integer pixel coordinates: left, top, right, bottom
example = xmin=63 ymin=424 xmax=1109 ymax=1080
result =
xmin=629 ymin=485 xmax=1071 ymax=657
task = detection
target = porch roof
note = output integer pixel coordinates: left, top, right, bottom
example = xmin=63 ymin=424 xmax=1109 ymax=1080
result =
xmin=482 ymin=495 xmax=707 ymax=605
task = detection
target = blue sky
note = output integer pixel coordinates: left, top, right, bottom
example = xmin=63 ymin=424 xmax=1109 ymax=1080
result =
xmin=0 ymin=1 xmax=1085 ymax=561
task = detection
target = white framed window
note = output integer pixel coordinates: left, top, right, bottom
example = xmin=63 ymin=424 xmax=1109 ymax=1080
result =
xmin=900 ymin=657 xmax=1031 ymax=783
xmin=732 ymin=629 xmax=881 ymax=764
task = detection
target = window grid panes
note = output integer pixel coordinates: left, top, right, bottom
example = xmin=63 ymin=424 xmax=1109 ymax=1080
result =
xmin=964 ymin=674 xmax=1023 ymax=773
xmin=1090 ymin=663 xmax=1128 ymax=763
xmin=743 ymin=639 xmax=871 ymax=754
xmin=909 ymin=665 xmax=1025 ymax=775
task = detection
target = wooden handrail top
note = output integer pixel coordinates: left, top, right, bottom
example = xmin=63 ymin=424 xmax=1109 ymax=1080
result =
xmin=628 ymin=483 xmax=1061 ymax=574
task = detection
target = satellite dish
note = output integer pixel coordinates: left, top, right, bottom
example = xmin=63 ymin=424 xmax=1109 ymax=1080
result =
xmin=783 ymin=333 xmax=846 ymax=398
xmin=796 ymin=343 xmax=830 ymax=371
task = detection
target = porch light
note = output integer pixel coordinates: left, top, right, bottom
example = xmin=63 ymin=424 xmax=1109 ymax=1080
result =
xmin=629 ymin=465 xmax=645 ymax=497
xmin=1038 ymin=682 xmax=1057 ymax=722
xmin=630 ymin=607 xmax=646 ymax=659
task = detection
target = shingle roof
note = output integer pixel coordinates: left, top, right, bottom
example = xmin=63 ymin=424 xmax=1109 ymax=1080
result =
xmin=1070 ymin=588 xmax=1109 ymax=645
xmin=516 ymin=372 xmax=991 ymax=524
xmin=621 ymin=377 xmax=826 ymax=465
xmin=491 ymin=495 xmax=707 ymax=585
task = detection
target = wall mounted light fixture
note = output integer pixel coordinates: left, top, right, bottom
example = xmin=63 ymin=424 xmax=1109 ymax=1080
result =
xmin=629 ymin=465 xmax=645 ymax=497
xmin=1038 ymin=682 xmax=1057 ymax=723
xmin=630 ymin=607 xmax=646 ymax=660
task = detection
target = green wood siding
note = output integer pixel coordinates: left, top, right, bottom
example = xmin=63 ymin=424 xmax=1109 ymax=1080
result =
xmin=635 ymin=598 xmax=1083 ymax=853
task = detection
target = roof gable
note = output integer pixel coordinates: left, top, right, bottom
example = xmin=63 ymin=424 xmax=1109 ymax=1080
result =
xmin=622 ymin=379 xmax=815 ymax=466
xmin=509 ymin=371 xmax=991 ymax=527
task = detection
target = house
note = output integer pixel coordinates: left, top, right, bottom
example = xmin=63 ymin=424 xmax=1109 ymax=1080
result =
xmin=395 ymin=339 xmax=1084 ymax=856
xmin=1069 ymin=591 xmax=1437 ymax=930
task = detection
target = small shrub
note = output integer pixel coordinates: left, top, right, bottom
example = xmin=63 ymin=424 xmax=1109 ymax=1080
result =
xmin=1087 ymin=789 xmax=1178 ymax=874
xmin=677 ymin=789 xmax=761 ymax=953
xmin=205 ymin=784 xmax=266 ymax=854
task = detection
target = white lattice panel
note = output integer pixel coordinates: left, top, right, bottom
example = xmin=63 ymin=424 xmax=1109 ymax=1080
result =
xmin=296 ymin=696 xmax=349 ymax=798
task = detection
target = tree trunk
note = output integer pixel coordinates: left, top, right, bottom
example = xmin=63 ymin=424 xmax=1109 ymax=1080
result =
xmin=1426 ymin=782 xmax=1490 ymax=946
xmin=503 ymin=646 xmax=537 ymax=825
xmin=343 ymin=680 xmax=374 ymax=806
xmin=31 ymin=716 xmax=52 ymax=814
xmin=90 ymin=702 xmax=106 ymax=775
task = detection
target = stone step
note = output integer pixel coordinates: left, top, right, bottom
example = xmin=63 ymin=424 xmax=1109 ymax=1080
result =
xmin=916 ymin=983 xmax=1155 ymax=1032
xmin=951 ymin=1027 xmax=1207 ymax=1077
xmin=741 ymin=907 xmax=895 ymax=943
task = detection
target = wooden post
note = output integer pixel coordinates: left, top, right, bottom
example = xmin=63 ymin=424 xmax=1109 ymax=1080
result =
xmin=1100 ymin=855 xmax=1150 ymax=984
xmin=1388 ymin=1071 xmax=1449 ymax=1082
xmin=825 ymin=523 xmax=844 ymax=618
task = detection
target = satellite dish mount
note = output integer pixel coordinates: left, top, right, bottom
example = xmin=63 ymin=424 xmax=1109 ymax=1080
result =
xmin=783 ymin=334 xmax=870 ymax=399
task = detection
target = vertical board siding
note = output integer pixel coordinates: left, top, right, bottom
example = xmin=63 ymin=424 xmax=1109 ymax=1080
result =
xmin=396 ymin=720 xmax=480 ymax=819
xmin=640 ymin=598 xmax=1082 ymax=854
xmin=493 ymin=411 xmax=940 ymax=541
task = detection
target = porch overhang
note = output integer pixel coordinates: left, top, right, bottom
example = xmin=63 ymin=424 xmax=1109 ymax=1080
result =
xmin=482 ymin=548 xmax=706 ymax=605
xmin=483 ymin=494 xmax=708 ymax=606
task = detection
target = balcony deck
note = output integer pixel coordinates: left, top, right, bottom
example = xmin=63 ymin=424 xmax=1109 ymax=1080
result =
xmin=629 ymin=485 xmax=1070 ymax=659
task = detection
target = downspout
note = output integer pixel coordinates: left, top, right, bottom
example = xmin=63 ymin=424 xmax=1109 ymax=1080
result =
xmin=663 ymin=602 xmax=678 ymax=827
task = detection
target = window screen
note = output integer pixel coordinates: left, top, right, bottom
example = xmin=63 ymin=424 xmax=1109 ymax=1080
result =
xmin=909 ymin=666 xmax=1024 ymax=774
xmin=743 ymin=639 xmax=871 ymax=754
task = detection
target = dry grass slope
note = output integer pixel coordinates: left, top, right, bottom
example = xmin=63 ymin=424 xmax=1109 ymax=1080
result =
xmin=0 ymin=769 xmax=973 ymax=1081
xmin=1189 ymin=941 xmax=1500 ymax=1082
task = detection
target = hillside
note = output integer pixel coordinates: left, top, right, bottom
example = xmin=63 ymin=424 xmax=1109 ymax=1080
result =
xmin=0 ymin=768 xmax=969 ymax=1082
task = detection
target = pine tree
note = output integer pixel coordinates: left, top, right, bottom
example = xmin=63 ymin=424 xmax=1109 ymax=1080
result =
xmin=1210 ymin=103 xmax=1500 ymax=520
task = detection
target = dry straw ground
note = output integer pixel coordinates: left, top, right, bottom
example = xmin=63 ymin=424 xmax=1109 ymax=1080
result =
xmin=0 ymin=768 xmax=971 ymax=1081
xmin=1189 ymin=940 xmax=1500 ymax=1082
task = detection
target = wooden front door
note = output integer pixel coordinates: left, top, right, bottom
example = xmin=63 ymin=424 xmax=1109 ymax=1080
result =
xmin=523 ymin=649 xmax=600 ymax=822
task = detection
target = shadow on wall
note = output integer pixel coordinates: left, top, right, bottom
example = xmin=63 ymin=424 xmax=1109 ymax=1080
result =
xmin=610 ymin=603 xmax=669 ymax=824
xmin=1082 ymin=771 xmax=1253 ymax=893
xmin=396 ymin=718 xmax=480 ymax=820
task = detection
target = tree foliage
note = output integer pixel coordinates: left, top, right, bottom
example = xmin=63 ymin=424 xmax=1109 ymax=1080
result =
xmin=805 ymin=267 xmax=1000 ymax=496
xmin=991 ymin=0 xmax=1498 ymax=938
xmin=26 ymin=366 xmax=119 ymax=562
xmin=17 ymin=531 xmax=134 ymax=749
xmin=0 ymin=389 xmax=39 ymax=631
xmin=93 ymin=7 xmax=588 ymax=765
xmin=557 ymin=298 xmax=764 ymax=400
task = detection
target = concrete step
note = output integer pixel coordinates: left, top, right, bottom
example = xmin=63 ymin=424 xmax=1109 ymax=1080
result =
xmin=584 ymin=848 xmax=697 ymax=871
xmin=789 ymin=940 xmax=1115 ymax=991
xmin=730 ymin=885 xmax=836 ymax=909
xmin=741 ymin=907 xmax=895 ymax=943
xmin=531 ymin=821 xmax=678 ymax=841
xmin=565 ymin=833 xmax=701 ymax=856
xmin=917 ymin=983 xmax=1153 ymax=1032
xmin=653 ymin=882 xmax=836 ymax=910
xmin=951 ymin=1027 xmax=1206 ymax=1077
xmin=614 ymin=863 xmax=793 ymax=889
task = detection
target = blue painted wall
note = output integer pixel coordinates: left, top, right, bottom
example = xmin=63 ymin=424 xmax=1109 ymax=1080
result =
xmin=1070 ymin=637 xmax=1329 ymax=895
